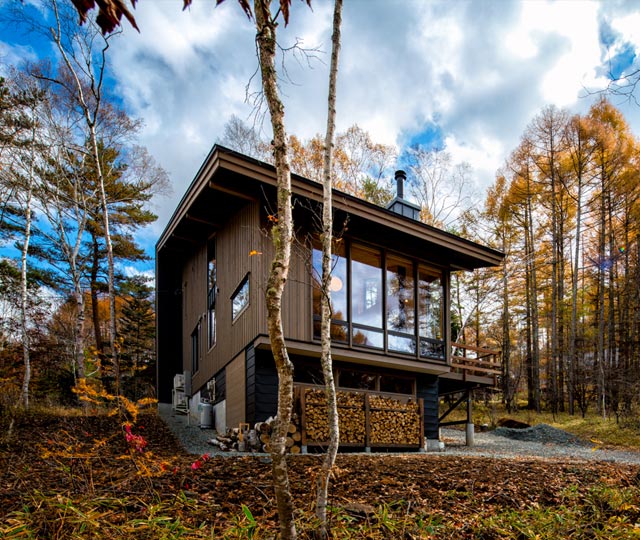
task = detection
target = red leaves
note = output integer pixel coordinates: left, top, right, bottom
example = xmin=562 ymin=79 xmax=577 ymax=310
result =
xmin=70 ymin=0 xmax=139 ymax=34
xmin=123 ymin=423 xmax=148 ymax=452
xmin=71 ymin=0 xmax=313 ymax=35
xmin=190 ymin=452 xmax=211 ymax=470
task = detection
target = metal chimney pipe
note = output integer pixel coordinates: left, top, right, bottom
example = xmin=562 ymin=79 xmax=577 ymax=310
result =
xmin=394 ymin=170 xmax=407 ymax=199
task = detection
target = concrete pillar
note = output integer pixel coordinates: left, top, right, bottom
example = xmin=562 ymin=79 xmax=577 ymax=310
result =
xmin=465 ymin=390 xmax=474 ymax=446
xmin=465 ymin=422 xmax=475 ymax=447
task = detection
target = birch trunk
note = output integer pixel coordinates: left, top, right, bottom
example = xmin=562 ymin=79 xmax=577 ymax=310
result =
xmin=51 ymin=0 xmax=119 ymax=393
xmin=20 ymin=128 xmax=36 ymax=409
xmin=315 ymin=1 xmax=342 ymax=537
xmin=254 ymin=2 xmax=296 ymax=538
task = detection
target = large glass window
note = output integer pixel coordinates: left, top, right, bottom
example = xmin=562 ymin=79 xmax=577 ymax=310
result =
xmin=310 ymin=240 xmax=446 ymax=363
xmin=232 ymin=274 xmax=250 ymax=320
xmin=418 ymin=267 xmax=445 ymax=359
xmin=312 ymin=243 xmax=348 ymax=342
xmin=351 ymin=245 xmax=383 ymax=348
xmin=387 ymin=256 xmax=416 ymax=353
xmin=207 ymin=238 xmax=216 ymax=349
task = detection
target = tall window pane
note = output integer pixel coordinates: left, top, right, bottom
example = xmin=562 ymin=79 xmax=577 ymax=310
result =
xmin=351 ymin=245 xmax=383 ymax=348
xmin=418 ymin=267 xmax=444 ymax=359
xmin=207 ymin=238 xmax=216 ymax=349
xmin=232 ymin=275 xmax=249 ymax=320
xmin=312 ymin=242 xmax=348 ymax=342
xmin=387 ymin=256 xmax=415 ymax=353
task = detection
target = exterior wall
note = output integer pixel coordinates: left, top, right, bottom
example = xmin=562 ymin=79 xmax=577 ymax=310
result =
xmin=180 ymin=201 xmax=265 ymax=394
xmin=225 ymin=352 xmax=246 ymax=430
xmin=417 ymin=374 xmax=439 ymax=440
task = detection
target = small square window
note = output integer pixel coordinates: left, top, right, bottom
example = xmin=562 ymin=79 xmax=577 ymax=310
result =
xmin=232 ymin=275 xmax=250 ymax=320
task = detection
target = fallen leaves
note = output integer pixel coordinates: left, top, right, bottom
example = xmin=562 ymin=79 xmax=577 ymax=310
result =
xmin=2 ymin=411 xmax=640 ymax=537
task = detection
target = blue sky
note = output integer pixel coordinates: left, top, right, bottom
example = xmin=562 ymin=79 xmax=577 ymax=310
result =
xmin=2 ymin=0 xmax=640 ymax=277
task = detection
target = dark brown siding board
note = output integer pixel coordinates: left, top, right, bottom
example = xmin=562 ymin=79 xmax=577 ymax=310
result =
xmin=177 ymin=201 xmax=264 ymax=394
xmin=245 ymin=345 xmax=256 ymax=424
xmin=181 ymin=245 xmax=208 ymax=392
xmin=213 ymin=368 xmax=226 ymax=404
xmin=255 ymin=349 xmax=278 ymax=421
xmin=417 ymin=374 xmax=439 ymax=440
xmin=226 ymin=353 xmax=246 ymax=429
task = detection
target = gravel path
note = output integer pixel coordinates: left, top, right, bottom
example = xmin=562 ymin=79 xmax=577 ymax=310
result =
xmin=441 ymin=425 xmax=640 ymax=464
xmin=158 ymin=404 xmax=640 ymax=464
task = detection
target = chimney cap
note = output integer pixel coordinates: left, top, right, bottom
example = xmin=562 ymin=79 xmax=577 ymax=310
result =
xmin=394 ymin=170 xmax=407 ymax=180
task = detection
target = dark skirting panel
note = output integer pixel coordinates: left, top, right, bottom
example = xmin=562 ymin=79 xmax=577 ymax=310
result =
xmin=417 ymin=374 xmax=439 ymax=440
xmin=246 ymin=347 xmax=278 ymax=424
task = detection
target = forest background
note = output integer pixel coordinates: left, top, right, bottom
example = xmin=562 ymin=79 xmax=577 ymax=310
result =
xmin=1 ymin=0 xmax=640 ymax=420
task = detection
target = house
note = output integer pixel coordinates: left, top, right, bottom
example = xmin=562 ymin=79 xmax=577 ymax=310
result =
xmin=156 ymin=145 xmax=503 ymax=450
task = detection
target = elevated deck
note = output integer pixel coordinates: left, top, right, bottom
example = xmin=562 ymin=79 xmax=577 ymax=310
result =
xmin=440 ymin=342 xmax=501 ymax=395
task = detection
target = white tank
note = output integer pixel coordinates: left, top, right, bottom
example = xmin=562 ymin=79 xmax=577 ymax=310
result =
xmin=200 ymin=402 xmax=213 ymax=429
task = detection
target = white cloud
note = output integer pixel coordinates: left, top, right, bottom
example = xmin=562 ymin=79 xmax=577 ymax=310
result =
xmin=4 ymin=0 xmax=640 ymax=248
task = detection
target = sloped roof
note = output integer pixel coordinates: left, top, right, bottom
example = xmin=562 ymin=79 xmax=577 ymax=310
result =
xmin=157 ymin=145 xmax=504 ymax=270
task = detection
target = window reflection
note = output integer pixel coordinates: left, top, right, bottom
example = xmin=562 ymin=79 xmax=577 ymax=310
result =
xmin=387 ymin=256 xmax=415 ymax=353
xmin=312 ymin=243 xmax=348 ymax=342
xmin=418 ymin=267 xmax=444 ymax=359
xmin=311 ymin=240 xmax=446 ymax=361
xmin=351 ymin=245 xmax=383 ymax=348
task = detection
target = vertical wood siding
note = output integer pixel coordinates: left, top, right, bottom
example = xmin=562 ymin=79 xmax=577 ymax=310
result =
xmin=181 ymin=201 xmax=264 ymax=393
xmin=245 ymin=345 xmax=256 ymax=424
xmin=254 ymin=349 xmax=278 ymax=421
xmin=417 ymin=374 xmax=439 ymax=440
xmin=225 ymin=352 xmax=246 ymax=429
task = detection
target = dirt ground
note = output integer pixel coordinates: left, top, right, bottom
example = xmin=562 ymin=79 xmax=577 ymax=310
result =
xmin=2 ymin=411 xmax=640 ymax=535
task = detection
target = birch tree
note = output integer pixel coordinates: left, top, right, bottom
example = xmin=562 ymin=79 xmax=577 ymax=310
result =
xmin=316 ymin=0 xmax=341 ymax=536
xmin=0 ymin=75 xmax=43 ymax=407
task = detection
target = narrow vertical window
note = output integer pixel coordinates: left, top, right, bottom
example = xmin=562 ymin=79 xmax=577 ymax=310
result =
xmin=232 ymin=274 xmax=250 ymax=320
xmin=191 ymin=321 xmax=200 ymax=373
xmin=207 ymin=238 xmax=217 ymax=349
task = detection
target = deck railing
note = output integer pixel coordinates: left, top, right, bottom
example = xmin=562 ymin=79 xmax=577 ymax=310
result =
xmin=450 ymin=342 xmax=501 ymax=385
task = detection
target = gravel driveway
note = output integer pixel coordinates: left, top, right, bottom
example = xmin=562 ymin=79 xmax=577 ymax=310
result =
xmin=158 ymin=404 xmax=640 ymax=464
xmin=441 ymin=425 xmax=640 ymax=464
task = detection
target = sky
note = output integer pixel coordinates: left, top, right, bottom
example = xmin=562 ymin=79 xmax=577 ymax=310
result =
xmin=2 ymin=0 xmax=640 ymax=276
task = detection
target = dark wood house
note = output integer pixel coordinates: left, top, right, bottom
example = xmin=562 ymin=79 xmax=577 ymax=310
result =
xmin=156 ymin=146 xmax=503 ymax=450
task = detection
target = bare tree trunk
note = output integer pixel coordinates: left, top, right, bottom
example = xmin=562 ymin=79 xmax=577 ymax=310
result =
xmin=20 ymin=128 xmax=36 ymax=408
xmin=315 ymin=1 xmax=342 ymax=537
xmin=51 ymin=0 xmax=119 ymax=393
xmin=254 ymin=2 xmax=296 ymax=538
xmin=568 ymin=171 xmax=583 ymax=416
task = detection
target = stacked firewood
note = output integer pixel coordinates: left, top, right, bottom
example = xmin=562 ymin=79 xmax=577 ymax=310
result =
xmin=304 ymin=388 xmax=366 ymax=444
xmin=208 ymin=415 xmax=302 ymax=454
xmin=256 ymin=417 xmax=302 ymax=454
xmin=369 ymin=396 xmax=421 ymax=445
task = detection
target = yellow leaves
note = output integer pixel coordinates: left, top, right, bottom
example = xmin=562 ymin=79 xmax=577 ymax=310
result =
xmin=249 ymin=249 xmax=262 ymax=257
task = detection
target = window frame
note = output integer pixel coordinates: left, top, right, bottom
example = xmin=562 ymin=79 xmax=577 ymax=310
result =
xmin=191 ymin=321 xmax=201 ymax=374
xmin=231 ymin=273 xmax=250 ymax=321
xmin=207 ymin=237 xmax=217 ymax=350
xmin=311 ymin=238 xmax=447 ymax=362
